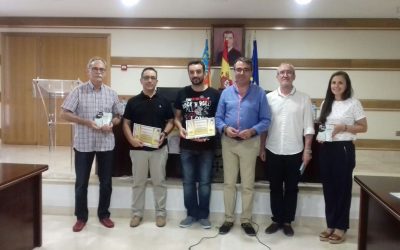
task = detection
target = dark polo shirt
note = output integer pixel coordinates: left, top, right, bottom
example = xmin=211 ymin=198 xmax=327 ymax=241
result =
xmin=123 ymin=91 xmax=174 ymax=151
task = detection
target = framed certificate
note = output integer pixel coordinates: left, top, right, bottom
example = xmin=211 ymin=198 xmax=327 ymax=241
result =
xmin=133 ymin=123 xmax=161 ymax=148
xmin=185 ymin=117 xmax=216 ymax=139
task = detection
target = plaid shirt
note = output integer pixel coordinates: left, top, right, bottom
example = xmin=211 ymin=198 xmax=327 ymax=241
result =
xmin=61 ymin=81 xmax=124 ymax=152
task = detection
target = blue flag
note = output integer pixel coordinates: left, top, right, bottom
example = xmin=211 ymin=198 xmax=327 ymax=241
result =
xmin=201 ymin=39 xmax=210 ymax=85
xmin=251 ymin=40 xmax=259 ymax=85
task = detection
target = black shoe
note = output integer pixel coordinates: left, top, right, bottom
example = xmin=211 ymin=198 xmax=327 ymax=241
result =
xmin=241 ymin=223 xmax=256 ymax=236
xmin=219 ymin=221 xmax=234 ymax=235
xmin=283 ymin=224 xmax=294 ymax=236
xmin=265 ymin=222 xmax=281 ymax=234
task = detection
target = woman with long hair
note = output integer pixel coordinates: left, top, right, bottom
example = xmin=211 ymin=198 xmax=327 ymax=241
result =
xmin=317 ymin=71 xmax=367 ymax=244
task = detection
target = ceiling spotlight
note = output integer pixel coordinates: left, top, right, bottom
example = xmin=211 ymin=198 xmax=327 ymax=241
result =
xmin=295 ymin=0 xmax=312 ymax=5
xmin=121 ymin=0 xmax=140 ymax=7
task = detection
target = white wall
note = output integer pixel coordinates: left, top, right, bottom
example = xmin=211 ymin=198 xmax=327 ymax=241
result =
xmin=1 ymin=27 xmax=399 ymax=140
xmin=246 ymin=30 xmax=400 ymax=59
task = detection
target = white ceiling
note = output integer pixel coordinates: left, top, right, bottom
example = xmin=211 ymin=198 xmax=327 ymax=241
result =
xmin=1 ymin=0 xmax=400 ymax=19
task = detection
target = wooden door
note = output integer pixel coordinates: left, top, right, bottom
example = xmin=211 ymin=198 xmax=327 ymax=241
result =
xmin=1 ymin=33 xmax=110 ymax=145
xmin=2 ymin=34 xmax=39 ymax=144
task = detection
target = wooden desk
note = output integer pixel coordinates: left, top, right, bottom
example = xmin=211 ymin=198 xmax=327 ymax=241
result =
xmin=0 ymin=163 xmax=48 ymax=250
xmin=354 ymin=175 xmax=400 ymax=250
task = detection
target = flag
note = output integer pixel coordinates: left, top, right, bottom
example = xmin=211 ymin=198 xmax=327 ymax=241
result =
xmin=219 ymin=40 xmax=233 ymax=89
xmin=201 ymin=39 xmax=210 ymax=85
xmin=251 ymin=40 xmax=259 ymax=85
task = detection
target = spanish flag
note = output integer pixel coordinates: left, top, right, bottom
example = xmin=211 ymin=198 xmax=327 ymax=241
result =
xmin=219 ymin=40 xmax=233 ymax=89
xmin=201 ymin=39 xmax=210 ymax=85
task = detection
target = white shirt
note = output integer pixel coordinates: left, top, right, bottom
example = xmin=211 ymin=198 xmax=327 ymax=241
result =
xmin=265 ymin=87 xmax=315 ymax=155
xmin=324 ymin=98 xmax=365 ymax=141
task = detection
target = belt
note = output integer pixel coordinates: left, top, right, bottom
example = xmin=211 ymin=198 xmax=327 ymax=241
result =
xmin=231 ymin=137 xmax=244 ymax=141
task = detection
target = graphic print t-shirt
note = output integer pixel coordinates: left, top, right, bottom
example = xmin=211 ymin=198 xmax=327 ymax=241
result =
xmin=174 ymin=86 xmax=220 ymax=150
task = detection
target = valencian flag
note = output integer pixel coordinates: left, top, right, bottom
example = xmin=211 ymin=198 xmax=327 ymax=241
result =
xmin=251 ymin=40 xmax=259 ymax=86
xmin=201 ymin=39 xmax=211 ymax=85
xmin=219 ymin=40 xmax=233 ymax=89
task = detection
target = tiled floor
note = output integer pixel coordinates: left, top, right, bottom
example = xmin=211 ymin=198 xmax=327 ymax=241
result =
xmin=35 ymin=215 xmax=357 ymax=250
xmin=1 ymin=143 xmax=399 ymax=250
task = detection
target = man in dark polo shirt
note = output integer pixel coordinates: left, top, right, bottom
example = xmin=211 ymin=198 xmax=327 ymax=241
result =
xmin=122 ymin=67 xmax=174 ymax=228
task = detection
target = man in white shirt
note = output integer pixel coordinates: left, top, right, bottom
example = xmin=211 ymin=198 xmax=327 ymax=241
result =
xmin=260 ymin=63 xmax=314 ymax=236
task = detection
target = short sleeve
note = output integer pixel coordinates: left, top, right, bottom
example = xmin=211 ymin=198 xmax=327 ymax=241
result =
xmin=352 ymin=99 xmax=366 ymax=121
xmin=61 ymin=87 xmax=79 ymax=113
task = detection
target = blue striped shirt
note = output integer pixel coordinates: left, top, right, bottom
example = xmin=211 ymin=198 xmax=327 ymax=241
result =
xmin=216 ymin=83 xmax=271 ymax=135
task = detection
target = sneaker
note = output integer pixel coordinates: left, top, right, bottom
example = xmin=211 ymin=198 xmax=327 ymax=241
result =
xmin=283 ymin=224 xmax=294 ymax=236
xmin=72 ymin=220 xmax=86 ymax=232
xmin=156 ymin=216 xmax=166 ymax=227
xmin=241 ymin=223 xmax=256 ymax=236
xmin=130 ymin=216 xmax=142 ymax=227
xmin=219 ymin=221 xmax=234 ymax=235
xmin=265 ymin=222 xmax=281 ymax=234
xmin=99 ymin=217 xmax=114 ymax=228
xmin=179 ymin=216 xmax=196 ymax=228
xmin=199 ymin=219 xmax=211 ymax=229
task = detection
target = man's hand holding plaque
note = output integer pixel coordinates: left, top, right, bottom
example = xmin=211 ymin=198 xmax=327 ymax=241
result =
xmin=133 ymin=123 xmax=161 ymax=148
xmin=185 ymin=117 xmax=216 ymax=139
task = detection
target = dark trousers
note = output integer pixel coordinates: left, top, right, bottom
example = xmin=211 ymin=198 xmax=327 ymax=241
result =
xmin=74 ymin=149 xmax=114 ymax=222
xmin=319 ymin=141 xmax=355 ymax=230
xmin=267 ymin=150 xmax=302 ymax=224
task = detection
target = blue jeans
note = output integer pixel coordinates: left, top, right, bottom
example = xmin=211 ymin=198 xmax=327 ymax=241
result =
xmin=180 ymin=149 xmax=214 ymax=219
xmin=74 ymin=149 xmax=114 ymax=222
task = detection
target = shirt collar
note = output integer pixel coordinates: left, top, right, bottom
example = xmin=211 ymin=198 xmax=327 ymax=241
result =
xmin=233 ymin=81 xmax=252 ymax=95
xmin=88 ymin=81 xmax=103 ymax=91
xmin=278 ymin=86 xmax=296 ymax=97
xmin=141 ymin=90 xmax=157 ymax=99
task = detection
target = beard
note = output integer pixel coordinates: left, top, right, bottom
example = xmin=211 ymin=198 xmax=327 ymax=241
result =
xmin=190 ymin=77 xmax=204 ymax=85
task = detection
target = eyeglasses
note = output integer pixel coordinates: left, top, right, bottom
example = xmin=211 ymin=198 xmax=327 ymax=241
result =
xmin=91 ymin=67 xmax=106 ymax=73
xmin=234 ymin=68 xmax=251 ymax=73
xmin=142 ymin=76 xmax=157 ymax=80
xmin=278 ymin=70 xmax=294 ymax=76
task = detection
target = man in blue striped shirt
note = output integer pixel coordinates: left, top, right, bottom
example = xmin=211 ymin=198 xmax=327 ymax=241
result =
xmin=216 ymin=57 xmax=271 ymax=236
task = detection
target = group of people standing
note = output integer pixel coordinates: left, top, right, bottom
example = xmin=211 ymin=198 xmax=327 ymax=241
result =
xmin=61 ymin=56 xmax=367 ymax=244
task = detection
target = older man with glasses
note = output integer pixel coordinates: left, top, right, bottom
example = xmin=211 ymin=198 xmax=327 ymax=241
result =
xmin=61 ymin=56 xmax=124 ymax=232
xmin=260 ymin=63 xmax=315 ymax=237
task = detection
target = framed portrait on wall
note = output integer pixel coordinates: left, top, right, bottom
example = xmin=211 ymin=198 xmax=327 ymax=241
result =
xmin=211 ymin=26 xmax=244 ymax=66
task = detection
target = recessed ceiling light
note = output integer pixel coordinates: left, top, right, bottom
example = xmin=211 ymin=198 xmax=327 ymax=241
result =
xmin=121 ymin=0 xmax=140 ymax=7
xmin=295 ymin=0 xmax=312 ymax=5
